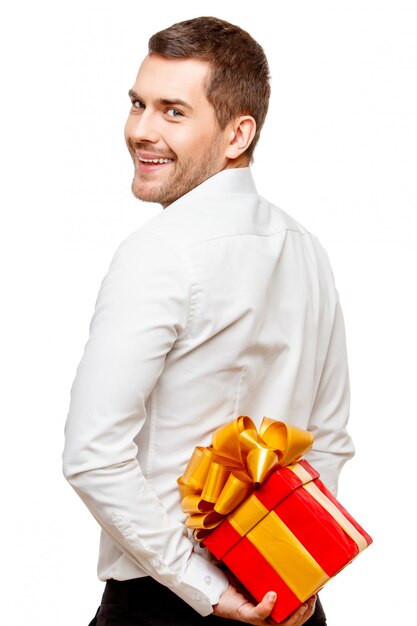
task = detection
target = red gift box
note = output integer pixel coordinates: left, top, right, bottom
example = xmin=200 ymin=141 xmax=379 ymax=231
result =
xmin=178 ymin=417 xmax=372 ymax=623
xmin=203 ymin=459 xmax=372 ymax=623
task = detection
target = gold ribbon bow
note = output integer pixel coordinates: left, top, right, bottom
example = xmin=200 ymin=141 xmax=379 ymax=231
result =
xmin=177 ymin=416 xmax=314 ymax=541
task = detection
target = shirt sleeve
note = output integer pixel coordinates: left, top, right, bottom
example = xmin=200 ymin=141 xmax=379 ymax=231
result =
xmin=305 ymin=297 xmax=355 ymax=495
xmin=62 ymin=229 xmax=228 ymax=616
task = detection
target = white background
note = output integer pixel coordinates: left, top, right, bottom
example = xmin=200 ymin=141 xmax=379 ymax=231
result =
xmin=1 ymin=1 xmax=416 ymax=624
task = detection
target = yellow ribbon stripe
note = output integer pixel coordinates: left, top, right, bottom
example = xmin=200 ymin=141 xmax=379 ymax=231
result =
xmin=247 ymin=511 xmax=329 ymax=601
xmin=228 ymin=494 xmax=271 ymax=537
xmin=227 ymin=484 xmax=328 ymax=600
xmin=286 ymin=461 xmax=314 ymax=484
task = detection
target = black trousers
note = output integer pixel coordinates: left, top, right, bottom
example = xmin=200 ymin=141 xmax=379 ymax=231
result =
xmin=88 ymin=577 xmax=327 ymax=625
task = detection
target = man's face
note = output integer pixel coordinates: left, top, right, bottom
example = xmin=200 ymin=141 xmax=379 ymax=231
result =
xmin=125 ymin=54 xmax=233 ymax=207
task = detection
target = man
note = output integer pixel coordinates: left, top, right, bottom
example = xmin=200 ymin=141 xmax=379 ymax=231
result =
xmin=63 ymin=16 xmax=354 ymax=626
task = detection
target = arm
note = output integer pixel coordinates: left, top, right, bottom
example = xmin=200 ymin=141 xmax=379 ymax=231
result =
xmin=62 ymin=229 xmax=228 ymax=616
xmin=306 ymin=298 xmax=355 ymax=495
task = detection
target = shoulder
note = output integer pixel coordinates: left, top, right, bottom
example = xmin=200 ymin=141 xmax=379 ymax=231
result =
xmin=261 ymin=197 xmax=312 ymax=236
xmin=112 ymin=220 xmax=183 ymax=263
xmin=99 ymin=225 xmax=191 ymax=299
xmin=262 ymin=197 xmax=338 ymax=284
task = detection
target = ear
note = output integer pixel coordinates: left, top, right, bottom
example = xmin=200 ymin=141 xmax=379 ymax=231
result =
xmin=224 ymin=116 xmax=257 ymax=161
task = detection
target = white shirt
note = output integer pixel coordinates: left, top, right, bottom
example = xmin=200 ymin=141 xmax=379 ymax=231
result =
xmin=63 ymin=167 xmax=354 ymax=616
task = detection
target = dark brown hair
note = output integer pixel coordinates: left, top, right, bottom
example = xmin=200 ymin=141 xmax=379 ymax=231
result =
xmin=148 ymin=16 xmax=271 ymax=160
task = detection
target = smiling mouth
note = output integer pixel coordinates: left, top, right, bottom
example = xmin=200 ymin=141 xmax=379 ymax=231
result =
xmin=134 ymin=148 xmax=174 ymax=166
xmin=138 ymin=157 xmax=173 ymax=164
xmin=134 ymin=150 xmax=175 ymax=173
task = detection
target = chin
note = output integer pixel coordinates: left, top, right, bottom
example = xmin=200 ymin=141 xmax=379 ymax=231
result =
xmin=131 ymin=181 xmax=163 ymax=205
xmin=132 ymin=177 xmax=151 ymax=199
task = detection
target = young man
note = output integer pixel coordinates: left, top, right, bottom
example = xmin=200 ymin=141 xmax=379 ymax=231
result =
xmin=63 ymin=16 xmax=354 ymax=626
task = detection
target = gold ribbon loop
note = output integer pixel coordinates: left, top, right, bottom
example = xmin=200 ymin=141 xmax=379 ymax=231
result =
xmin=178 ymin=416 xmax=314 ymax=540
xmin=214 ymin=471 xmax=253 ymax=515
xmin=181 ymin=495 xmax=213 ymax=514
xmin=181 ymin=447 xmax=214 ymax=490
xmin=201 ymin=463 xmax=230 ymax=503
xmin=260 ymin=421 xmax=314 ymax=467
xmin=247 ymin=447 xmax=280 ymax=484
xmin=212 ymin=416 xmax=255 ymax=461
xmin=185 ymin=510 xmax=224 ymax=530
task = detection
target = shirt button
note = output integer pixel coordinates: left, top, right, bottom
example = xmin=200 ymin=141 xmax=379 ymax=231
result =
xmin=204 ymin=575 xmax=212 ymax=585
xmin=192 ymin=592 xmax=203 ymax=601
xmin=151 ymin=558 xmax=161 ymax=568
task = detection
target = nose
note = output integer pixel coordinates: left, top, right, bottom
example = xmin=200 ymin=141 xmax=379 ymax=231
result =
xmin=125 ymin=108 xmax=160 ymax=145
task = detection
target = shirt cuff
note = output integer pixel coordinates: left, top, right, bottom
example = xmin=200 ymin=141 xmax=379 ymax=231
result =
xmin=169 ymin=551 xmax=229 ymax=616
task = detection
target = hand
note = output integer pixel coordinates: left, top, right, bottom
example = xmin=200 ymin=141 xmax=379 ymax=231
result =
xmin=212 ymin=582 xmax=317 ymax=625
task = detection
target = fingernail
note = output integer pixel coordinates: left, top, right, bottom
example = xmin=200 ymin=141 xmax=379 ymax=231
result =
xmin=300 ymin=604 xmax=308 ymax=614
xmin=268 ymin=592 xmax=277 ymax=603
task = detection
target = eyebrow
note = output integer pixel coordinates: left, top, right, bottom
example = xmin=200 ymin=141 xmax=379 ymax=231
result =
xmin=128 ymin=90 xmax=193 ymax=111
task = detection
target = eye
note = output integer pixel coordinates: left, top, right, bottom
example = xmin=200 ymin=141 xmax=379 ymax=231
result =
xmin=166 ymin=108 xmax=183 ymax=118
xmin=131 ymin=100 xmax=145 ymax=110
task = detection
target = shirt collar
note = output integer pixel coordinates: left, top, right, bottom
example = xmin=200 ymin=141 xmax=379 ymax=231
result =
xmin=166 ymin=167 xmax=257 ymax=210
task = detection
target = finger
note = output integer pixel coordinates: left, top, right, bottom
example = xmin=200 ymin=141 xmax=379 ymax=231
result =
xmin=283 ymin=603 xmax=310 ymax=626
xmin=280 ymin=595 xmax=317 ymax=626
xmin=299 ymin=595 xmax=317 ymax=625
xmin=239 ymin=590 xmax=277 ymax=622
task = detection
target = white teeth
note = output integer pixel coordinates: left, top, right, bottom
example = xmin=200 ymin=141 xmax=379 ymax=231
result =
xmin=139 ymin=157 xmax=171 ymax=164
